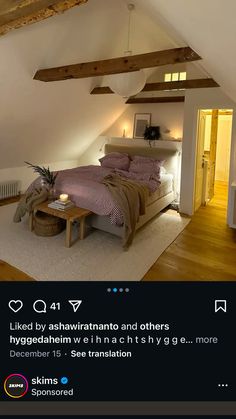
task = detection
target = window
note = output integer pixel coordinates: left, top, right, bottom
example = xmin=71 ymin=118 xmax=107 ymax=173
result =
xmin=179 ymin=72 xmax=187 ymax=81
xmin=164 ymin=73 xmax=172 ymax=82
xmin=164 ymin=71 xmax=187 ymax=82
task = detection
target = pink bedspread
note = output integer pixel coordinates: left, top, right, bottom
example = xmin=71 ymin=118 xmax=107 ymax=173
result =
xmin=55 ymin=166 xmax=116 ymax=215
xmin=30 ymin=165 xmax=160 ymax=225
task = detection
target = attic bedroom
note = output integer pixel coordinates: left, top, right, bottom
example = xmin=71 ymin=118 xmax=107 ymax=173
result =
xmin=0 ymin=0 xmax=236 ymax=281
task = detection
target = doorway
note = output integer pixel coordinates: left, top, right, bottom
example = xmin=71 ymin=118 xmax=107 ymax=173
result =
xmin=194 ymin=108 xmax=233 ymax=213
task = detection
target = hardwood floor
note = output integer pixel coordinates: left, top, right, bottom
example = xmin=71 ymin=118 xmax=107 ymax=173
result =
xmin=0 ymin=182 xmax=236 ymax=281
xmin=0 ymin=195 xmax=21 ymax=207
xmin=0 ymin=260 xmax=33 ymax=281
xmin=143 ymin=181 xmax=236 ymax=281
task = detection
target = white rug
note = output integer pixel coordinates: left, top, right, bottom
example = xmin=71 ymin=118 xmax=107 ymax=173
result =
xmin=0 ymin=204 xmax=190 ymax=281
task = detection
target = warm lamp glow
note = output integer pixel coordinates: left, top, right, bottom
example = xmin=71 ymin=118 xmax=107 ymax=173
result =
xmin=172 ymin=130 xmax=182 ymax=140
xmin=60 ymin=194 xmax=69 ymax=202
xmin=121 ymin=122 xmax=131 ymax=138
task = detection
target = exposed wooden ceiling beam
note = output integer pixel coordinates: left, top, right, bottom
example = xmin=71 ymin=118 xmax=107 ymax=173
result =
xmin=91 ymin=86 xmax=114 ymax=94
xmin=91 ymin=78 xmax=219 ymax=95
xmin=126 ymin=96 xmax=185 ymax=104
xmin=34 ymin=47 xmax=201 ymax=82
xmin=0 ymin=0 xmax=88 ymax=37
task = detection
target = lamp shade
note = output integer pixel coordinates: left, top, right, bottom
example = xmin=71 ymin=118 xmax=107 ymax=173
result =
xmin=108 ymin=70 xmax=146 ymax=98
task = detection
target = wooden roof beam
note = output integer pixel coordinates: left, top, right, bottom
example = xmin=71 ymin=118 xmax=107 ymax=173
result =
xmin=91 ymin=78 xmax=219 ymax=95
xmin=34 ymin=47 xmax=201 ymax=82
xmin=0 ymin=0 xmax=88 ymax=37
xmin=126 ymin=96 xmax=185 ymax=104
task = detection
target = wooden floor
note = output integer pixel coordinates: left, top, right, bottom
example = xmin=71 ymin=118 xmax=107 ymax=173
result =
xmin=143 ymin=181 xmax=236 ymax=281
xmin=0 ymin=182 xmax=236 ymax=281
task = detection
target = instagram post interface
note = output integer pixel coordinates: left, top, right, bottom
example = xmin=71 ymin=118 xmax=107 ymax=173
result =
xmin=1 ymin=0 xmax=236 ymax=417
xmin=0 ymin=282 xmax=236 ymax=417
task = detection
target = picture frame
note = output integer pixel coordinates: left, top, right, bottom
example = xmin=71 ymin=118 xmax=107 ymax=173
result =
xmin=133 ymin=113 xmax=151 ymax=139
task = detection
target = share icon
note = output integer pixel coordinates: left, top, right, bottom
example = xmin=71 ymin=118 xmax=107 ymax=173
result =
xmin=68 ymin=300 xmax=82 ymax=313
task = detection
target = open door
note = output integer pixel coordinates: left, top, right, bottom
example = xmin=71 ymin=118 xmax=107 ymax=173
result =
xmin=208 ymin=110 xmax=219 ymax=200
xmin=194 ymin=111 xmax=206 ymax=211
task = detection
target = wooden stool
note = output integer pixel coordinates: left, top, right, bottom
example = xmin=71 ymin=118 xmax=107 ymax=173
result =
xmin=30 ymin=202 xmax=92 ymax=247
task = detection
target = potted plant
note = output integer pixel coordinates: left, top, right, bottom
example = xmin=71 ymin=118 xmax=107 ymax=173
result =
xmin=25 ymin=161 xmax=58 ymax=199
xmin=144 ymin=126 xmax=161 ymax=147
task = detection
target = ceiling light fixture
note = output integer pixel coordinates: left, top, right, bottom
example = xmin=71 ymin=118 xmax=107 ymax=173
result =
xmin=108 ymin=4 xmax=146 ymax=98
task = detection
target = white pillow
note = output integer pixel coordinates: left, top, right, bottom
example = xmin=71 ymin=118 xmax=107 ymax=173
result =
xmin=160 ymin=166 xmax=167 ymax=174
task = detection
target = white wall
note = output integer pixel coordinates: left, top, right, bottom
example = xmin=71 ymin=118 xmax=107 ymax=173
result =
xmin=77 ymin=102 xmax=184 ymax=166
xmin=203 ymin=114 xmax=212 ymax=152
xmin=180 ymin=87 xmax=236 ymax=226
xmin=148 ymin=62 xmax=207 ymax=83
xmin=215 ymin=115 xmax=232 ymax=182
xmin=0 ymin=159 xmax=79 ymax=193
xmin=145 ymin=0 xmax=236 ymax=103
xmin=104 ymin=103 xmax=184 ymax=140
xmin=0 ymin=0 xmax=175 ymax=172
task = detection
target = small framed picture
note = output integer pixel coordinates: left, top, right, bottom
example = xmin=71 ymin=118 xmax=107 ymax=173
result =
xmin=133 ymin=113 xmax=151 ymax=139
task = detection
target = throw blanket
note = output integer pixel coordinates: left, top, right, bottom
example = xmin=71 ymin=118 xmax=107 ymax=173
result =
xmin=102 ymin=174 xmax=149 ymax=249
xmin=13 ymin=188 xmax=48 ymax=223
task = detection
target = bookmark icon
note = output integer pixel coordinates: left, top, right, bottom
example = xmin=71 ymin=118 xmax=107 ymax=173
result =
xmin=215 ymin=300 xmax=227 ymax=313
xmin=68 ymin=300 xmax=82 ymax=313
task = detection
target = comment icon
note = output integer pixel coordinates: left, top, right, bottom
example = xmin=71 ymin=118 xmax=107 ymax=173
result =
xmin=33 ymin=300 xmax=47 ymax=314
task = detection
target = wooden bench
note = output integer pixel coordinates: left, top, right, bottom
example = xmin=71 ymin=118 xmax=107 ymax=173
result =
xmin=29 ymin=201 xmax=92 ymax=247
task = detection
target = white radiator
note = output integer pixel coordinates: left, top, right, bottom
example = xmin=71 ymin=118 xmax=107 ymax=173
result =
xmin=0 ymin=180 xmax=20 ymax=199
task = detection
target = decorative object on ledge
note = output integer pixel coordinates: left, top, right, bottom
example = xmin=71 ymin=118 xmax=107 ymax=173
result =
xmin=133 ymin=113 xmax=151 ymax=139
xmin=60 ymin=194 xmax=69 ymax=202
xmin=144 ymin=126 xmax=161 ymax=147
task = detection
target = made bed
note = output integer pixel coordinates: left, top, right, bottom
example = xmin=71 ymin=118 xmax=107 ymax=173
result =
xmin=27 ymin=143 xmax=178 ymax=245
xmin=88 ymin=144 xmax=176 ymax=238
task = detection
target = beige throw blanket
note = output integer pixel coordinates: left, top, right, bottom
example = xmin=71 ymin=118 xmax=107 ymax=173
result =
xmin=13 ymin=188 xmax=48 ymax=223
xmin=103 ymin=174 xmax=149 ymax=249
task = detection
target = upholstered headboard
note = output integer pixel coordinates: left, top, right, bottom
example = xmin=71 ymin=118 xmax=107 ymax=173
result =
xmin=104 ymin=143 xmax=178 ymax=178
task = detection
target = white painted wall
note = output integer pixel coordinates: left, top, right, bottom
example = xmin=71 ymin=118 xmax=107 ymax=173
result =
xmin=104 ymin=103 xmax=184 ymax=140
xmin=215 ymin=115 xmax=232 ymax=182
xmin=77 ymin=102 xmax=184 ymax=165
xmin=77 ymin=136 xmax=110 ymax=167
xmin=180 ymin=88 xmax=236 ymax=227
xmin=203 ymin=115 xmax=212 ymax=152
xmin=0 ymin=0 xmax=175 ymax=171
xmin=0 ymin=160 xmax=79 ymax=193
xmin=144 ymin=0 xmax=236 ymax=103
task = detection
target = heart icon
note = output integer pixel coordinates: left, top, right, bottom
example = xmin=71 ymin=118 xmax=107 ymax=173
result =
xmin=8 ymin=300 xmax=23 ymax=313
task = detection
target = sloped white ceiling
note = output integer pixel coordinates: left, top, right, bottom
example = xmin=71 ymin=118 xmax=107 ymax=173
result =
xmin=140 ymin=0 xmax=236 ymax=103
xmin=0 ymin=0 xmax=175 ymax=169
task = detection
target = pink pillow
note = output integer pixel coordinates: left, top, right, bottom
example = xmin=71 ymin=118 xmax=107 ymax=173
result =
xmin=129 ymin=155 xmax=163 ymax=181
xmin=99 ymin=152 xmax=130 ymax=170
xmin=115 ymin=169 xmax=152 ymax=182
xmin=131 ymin=155 xmax=164 ymax=165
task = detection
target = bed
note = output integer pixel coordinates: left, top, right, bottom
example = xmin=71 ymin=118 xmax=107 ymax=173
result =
xmin=88 ymin=144 xmax=177 ymax=238
xmin=28 ymin=143 xmax=178 ymax=243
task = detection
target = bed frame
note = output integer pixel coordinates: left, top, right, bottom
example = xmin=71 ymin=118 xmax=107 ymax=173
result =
xmin=88 ymin=144 xmax=177 ymax=238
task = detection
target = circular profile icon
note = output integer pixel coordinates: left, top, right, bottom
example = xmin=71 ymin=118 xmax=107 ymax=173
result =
xmin=4 ymin=374 xmax=28 ymax=399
